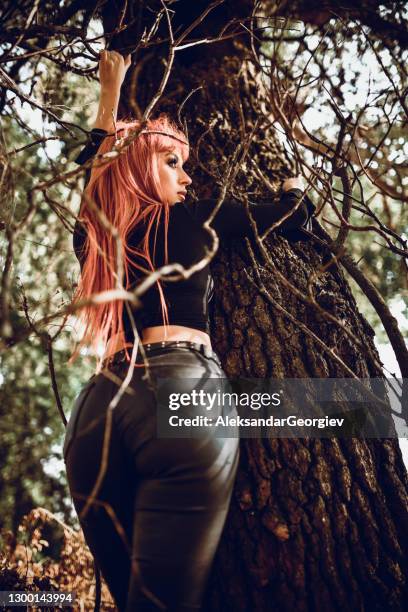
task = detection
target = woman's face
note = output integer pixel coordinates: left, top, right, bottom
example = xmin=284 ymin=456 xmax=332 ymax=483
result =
xmin=157 ymin=147 xmax=192 ymax=205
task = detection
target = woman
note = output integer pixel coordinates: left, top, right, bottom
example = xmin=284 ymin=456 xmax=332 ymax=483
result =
xmin=63 ymin=50 xmax=315 ymax=611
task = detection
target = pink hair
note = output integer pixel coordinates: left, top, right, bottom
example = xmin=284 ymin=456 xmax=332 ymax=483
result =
xmin=69 ymin=115 xmax=189 ymax=363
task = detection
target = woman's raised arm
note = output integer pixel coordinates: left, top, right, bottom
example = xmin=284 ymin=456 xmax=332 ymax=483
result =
xmin=73 ymin=51 xmax=130 ymax=264
xmin=74 ymin=50 xmax=130 ymax=166
xmin=93 ymin=50 xmax=131 ymax=133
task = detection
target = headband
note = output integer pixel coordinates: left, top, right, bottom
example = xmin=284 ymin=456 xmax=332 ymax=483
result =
xmin=140 ymin=130 xmax=189 ymax=146
xmin=115 ymin=127 xmax=188 ymax=147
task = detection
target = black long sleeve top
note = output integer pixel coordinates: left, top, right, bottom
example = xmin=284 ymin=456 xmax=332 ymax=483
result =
xmin=73 ymin=129 xmax=316 ymax=339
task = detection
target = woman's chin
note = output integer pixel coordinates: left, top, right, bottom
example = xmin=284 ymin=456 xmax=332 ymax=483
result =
xmin=171 ymin=195 xmax=184 ymax=205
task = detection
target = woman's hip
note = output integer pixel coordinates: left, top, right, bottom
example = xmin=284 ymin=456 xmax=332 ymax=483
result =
xmin=63 ymin=343 xmax=239 ymax=474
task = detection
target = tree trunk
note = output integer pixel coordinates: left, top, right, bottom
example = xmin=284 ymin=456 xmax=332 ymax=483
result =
xmin=102 ymin=2 xmax=408 ymax=610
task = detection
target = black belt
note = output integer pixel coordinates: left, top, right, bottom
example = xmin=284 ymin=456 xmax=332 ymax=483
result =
xmin=102 ymin=340 xmax=222 ymax=368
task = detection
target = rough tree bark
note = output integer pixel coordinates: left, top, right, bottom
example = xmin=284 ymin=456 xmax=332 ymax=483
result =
xmin=99 ymin=1 xmax=407 ymax=610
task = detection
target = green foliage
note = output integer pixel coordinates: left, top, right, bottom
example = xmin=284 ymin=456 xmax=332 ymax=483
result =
xmin=260 ymin=18 xmax=407 ymax=344
xmin=0 ymin=65 xmax=97 ymax=532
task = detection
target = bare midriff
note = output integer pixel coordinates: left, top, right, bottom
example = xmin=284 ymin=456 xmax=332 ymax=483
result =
xmin=104 ymin=325 xmax=212 ymax=360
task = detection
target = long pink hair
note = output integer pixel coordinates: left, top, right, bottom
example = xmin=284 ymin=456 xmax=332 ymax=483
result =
xmin=70 ymin=115 xmax=189 ymax=362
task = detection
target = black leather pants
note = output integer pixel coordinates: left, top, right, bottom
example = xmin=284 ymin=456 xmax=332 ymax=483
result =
xmin=63 ymin=342 xmax=240 ymax=611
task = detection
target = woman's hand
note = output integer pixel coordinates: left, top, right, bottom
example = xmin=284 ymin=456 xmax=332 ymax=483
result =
xmin=282 ymin=175 xmax=304 ymax=192
xmin=99 ymin=49 xmax=131 ymax=93
xmin=92 ymin=50 xmax=131 ymax=133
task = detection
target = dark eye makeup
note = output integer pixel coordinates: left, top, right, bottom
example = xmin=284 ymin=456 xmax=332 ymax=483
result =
xmin=167 ymin=155 xmax=179 ymax=167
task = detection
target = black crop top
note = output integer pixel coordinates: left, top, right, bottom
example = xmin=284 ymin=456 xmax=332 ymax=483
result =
xmin=73 ymin=129 xmax=316 ymax=340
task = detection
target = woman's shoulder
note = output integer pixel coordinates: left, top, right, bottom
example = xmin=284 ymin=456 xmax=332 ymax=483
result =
xmin=74 ymin=128 xmax=109 ymax=165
